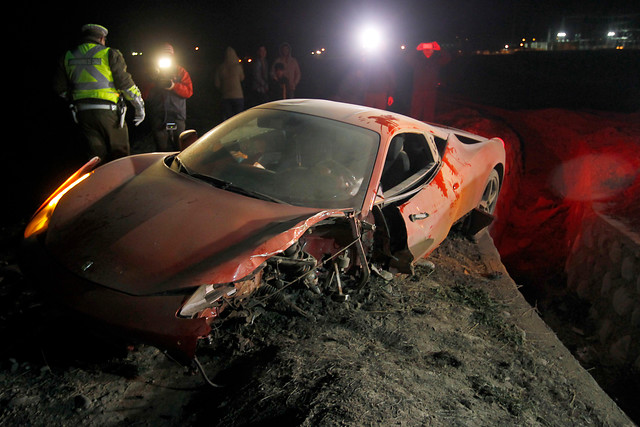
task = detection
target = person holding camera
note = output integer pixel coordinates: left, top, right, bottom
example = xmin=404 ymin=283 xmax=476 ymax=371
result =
xmin=143 ymin=43 xmax=193 ymax=152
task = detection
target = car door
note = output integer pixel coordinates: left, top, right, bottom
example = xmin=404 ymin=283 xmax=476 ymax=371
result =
xmin=380 ymin=132 xmax=462 ymax=272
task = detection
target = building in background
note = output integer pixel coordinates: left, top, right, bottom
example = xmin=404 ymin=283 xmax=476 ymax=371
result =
xmin=550 ymin=14 xmax=640 ymax=51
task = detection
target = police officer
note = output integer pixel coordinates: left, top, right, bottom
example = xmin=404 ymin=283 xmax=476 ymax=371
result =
xmin=54 ymin=24 xmax=145 ymax=162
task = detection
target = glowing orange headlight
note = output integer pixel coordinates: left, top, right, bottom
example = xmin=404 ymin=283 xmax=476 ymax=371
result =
xmin=24 ymin=157 xmax=100 ymax=239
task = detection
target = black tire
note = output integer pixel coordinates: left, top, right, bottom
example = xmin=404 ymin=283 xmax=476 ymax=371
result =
xmin=478 ymin=169 xmax=501 ymax=214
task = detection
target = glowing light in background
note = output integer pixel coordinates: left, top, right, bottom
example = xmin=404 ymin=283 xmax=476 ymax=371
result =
xmin=158 ymin=56 xmax=173 ymax=69
xmin=416 ymin=42 xmax=440 ymax=58
xmin=358 ymin=24 xmax=385 ymax=53
xmin=551 ymin=153 xmax=637 ymax=201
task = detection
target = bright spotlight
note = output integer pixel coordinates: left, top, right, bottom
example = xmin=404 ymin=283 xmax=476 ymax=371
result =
xmin=158 ymin=56 xmax=172 ymax=69
xmin=358 ymin=25 xmax=384 ymax=52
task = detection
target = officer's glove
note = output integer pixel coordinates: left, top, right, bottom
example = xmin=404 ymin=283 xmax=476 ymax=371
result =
xmin=130 ymin=96 xmax=145 ymax=126
xmin=133 ymin=107 xmax=145 ymax=126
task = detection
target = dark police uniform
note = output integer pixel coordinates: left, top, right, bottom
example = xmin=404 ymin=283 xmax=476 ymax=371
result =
xmin=54 ymin=24 xmax=145 ymax=162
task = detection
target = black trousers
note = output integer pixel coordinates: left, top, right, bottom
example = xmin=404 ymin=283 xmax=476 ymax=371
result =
xmin=77 ymin=109 xmax=129 ymax=162
xmin=151 ymin=116 xmax=185 ymax=152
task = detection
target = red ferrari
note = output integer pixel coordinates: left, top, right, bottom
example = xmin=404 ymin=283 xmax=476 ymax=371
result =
xmin=21 ymin=99 xmax=505 ymax=361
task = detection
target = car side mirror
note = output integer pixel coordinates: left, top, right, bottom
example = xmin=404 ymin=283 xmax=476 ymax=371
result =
xmin=179 ymin=129 xmax=198 ymax=151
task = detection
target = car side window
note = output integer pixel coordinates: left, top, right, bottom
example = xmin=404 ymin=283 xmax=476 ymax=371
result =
xmin=403 ymin=133 xmax=436 ymax=174
xmin=381 ymin=133 xmax=437 ymax=193
xmin=381 ymin=135 xmax=411 ymax=190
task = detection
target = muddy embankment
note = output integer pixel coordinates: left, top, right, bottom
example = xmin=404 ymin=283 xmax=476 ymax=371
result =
xmin=437 ymin=49 xmax=640 ymax=422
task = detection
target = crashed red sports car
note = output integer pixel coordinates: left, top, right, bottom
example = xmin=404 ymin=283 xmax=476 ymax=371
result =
xmin=21 ymin=99 xmax=505 ymax=361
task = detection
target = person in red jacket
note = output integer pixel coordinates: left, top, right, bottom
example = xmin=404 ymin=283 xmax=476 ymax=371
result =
xmin=143 ymin=43 xmax=193 ymax=152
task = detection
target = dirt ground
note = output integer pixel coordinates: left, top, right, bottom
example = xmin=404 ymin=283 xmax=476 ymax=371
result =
xmin=0 ymin=221 xmax=633 ymax=426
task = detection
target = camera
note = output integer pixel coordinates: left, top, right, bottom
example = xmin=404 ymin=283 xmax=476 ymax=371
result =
xmin=157 ymin=75 xmax=173 ymax=89
xmin=156 ymin=56 xmax=176 ymax=89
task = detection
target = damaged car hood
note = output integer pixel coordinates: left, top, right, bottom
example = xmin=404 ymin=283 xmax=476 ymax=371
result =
xmin=45 ymin=160 xmax=334 ymax=296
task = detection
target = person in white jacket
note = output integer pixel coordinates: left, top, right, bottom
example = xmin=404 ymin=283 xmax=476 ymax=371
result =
xmin=271 ymin=42 xmax=301 ymax=98
xmin=215 ymin=47 xmax=245 ymax=120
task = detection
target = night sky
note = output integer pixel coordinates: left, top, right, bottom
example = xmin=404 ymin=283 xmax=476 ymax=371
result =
xmin=34 ymin=0 xmax=640 ymax=61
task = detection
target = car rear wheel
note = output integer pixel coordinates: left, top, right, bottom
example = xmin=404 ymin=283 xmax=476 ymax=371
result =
xmin=478 ymin=169 xmax=500 ymax=214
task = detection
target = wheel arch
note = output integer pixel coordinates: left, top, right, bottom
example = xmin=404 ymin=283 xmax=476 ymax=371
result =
xmin=493 ymin=163 xmax=505 ymax=186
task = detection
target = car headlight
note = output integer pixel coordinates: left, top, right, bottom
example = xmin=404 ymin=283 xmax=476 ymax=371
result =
xmin=178 ymin=271 xmax=264 ymax=319
xmin=24 ymin=157 xmax=100 ymax=239
xmin=178 ymin=283 xmax=238 ymax=318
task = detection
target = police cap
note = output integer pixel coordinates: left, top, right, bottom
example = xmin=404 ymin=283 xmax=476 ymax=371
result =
xmin=81 ymin=24 xmax=109 ymax=39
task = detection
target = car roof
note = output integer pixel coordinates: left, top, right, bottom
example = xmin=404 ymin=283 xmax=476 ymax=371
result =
xmin=254 ymin=99 xmax=429 ymax=133
xmin=253 ymin=99 xmax=492 ymax=146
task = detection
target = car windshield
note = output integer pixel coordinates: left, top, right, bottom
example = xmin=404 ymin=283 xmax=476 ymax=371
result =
xmin=177 ymin=108 xmax=380 ymax=209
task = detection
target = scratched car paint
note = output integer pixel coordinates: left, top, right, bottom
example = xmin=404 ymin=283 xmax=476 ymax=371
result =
xmin=21 ymin=99 xmax=505 ymax=361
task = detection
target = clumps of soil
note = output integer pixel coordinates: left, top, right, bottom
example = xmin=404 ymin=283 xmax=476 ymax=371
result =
xmin=0 ymin=230 xmax=632 ymax=426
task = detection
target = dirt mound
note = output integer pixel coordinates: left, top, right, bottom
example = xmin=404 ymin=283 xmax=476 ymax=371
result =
xmin=0 ymin=226 xmax=631 ymax=425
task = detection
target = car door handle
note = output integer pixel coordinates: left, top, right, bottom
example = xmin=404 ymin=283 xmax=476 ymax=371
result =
xmin=409 ymin=212 xmax=430 ymax=222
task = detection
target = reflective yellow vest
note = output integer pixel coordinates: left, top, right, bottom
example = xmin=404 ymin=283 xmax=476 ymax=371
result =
xmin=64 ymin=43 xmax=120 ymax=104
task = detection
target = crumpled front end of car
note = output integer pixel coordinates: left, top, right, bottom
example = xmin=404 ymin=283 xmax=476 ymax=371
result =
xmin=20 ymin=154 xmax=358 ymax=361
